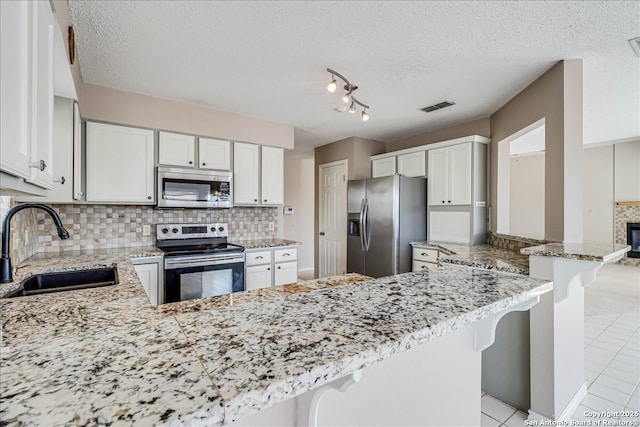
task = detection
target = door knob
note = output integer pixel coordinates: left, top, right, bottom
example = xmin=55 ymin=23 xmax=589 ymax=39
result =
xmin=319 ymin=232 xmax=325 ymax=236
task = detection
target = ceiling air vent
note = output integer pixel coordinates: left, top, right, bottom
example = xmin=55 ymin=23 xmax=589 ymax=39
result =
xmin=421 ymin=101 xmax=455 ymax=113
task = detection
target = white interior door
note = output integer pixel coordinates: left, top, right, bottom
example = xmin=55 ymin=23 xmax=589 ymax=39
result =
xmin=318 ymin=160 xmax=347 ymax=278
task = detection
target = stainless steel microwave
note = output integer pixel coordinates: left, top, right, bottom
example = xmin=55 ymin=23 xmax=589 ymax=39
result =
xmin=157 ymin=166 xmax=233 ymax=208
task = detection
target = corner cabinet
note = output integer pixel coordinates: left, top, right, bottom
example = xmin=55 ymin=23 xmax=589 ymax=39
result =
xmin=234 ymin=142 xmax=283 ymax=206
xmin=86 ymin=122 xmax=155 ymax=204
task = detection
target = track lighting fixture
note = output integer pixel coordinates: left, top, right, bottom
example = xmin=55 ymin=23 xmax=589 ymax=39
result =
xmin=326 ymin=68 xmax=370 ymax=121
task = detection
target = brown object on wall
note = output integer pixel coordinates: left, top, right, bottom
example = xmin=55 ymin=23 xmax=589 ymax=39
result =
xmin=68 ymin=26 xmax=75 ymax=64
xmin=617 ymin=201 xmax=640 ymax=206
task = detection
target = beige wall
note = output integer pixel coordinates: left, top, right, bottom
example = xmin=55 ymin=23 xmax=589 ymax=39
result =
xmin=614 ymin=140 xmax=640 ymax=202
xmin=313 ymin=137 xmax=386 ymax=277
xmin=583 ymin=145 xmax=614 ymax=244
xmin=490 ymin=63 xmax=562 ymax=241
xmin=283 ymin=148 xmax=315 ymax=276
xmin=386 ymin=117 xmax=490 ymax=152
xmin=509 ymin=154 xmax=545 ymax=239
xmin=79 ymin=84 xmax=294 ymax=148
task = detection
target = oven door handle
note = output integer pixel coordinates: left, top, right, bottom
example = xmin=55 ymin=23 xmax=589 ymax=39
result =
xmin=165 ymin=255 xmax=244 ymax=269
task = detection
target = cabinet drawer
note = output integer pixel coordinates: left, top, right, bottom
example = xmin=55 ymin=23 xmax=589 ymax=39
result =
xmin=412 ymin=260 xmax=438 ymax=271
xmin=245 ymin=250 xmax=272 ymax=266
xmin=413 ymin=247 xmax=438 ymax=263
xmin=274 ymin=248 xmax=297 ymax=262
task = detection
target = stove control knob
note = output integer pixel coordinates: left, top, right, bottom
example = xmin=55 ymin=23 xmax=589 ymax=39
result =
xmin=161 ymin=228 xmax=169 ymax=234
xmin=210 ymin=227 xmax=216 ymax=233
xmin=218 ymin=226 xmax=224 ymax=232
xmin=172 ymin=228 xmax=179 ymax=234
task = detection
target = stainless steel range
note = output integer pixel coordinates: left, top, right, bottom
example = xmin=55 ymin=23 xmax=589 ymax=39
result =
xmin=157 ymin=223 xmax=244 ymax=303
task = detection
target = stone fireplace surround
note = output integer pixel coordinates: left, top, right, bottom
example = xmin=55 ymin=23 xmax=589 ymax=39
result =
xmin=615 ymin=203 xmax=640 ymax=266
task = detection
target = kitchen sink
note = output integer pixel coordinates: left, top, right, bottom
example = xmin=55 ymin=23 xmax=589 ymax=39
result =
xmin=7 ymin=266 xmax=118 ymax=298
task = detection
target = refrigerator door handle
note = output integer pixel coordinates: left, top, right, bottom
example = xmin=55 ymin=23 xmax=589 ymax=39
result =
xmin=359 ymin=198 xmax=366 ymax=251
xmin=364 ymin=198 xmax=372 ymax=251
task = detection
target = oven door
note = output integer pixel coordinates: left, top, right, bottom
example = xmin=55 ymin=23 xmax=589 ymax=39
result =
xmin=164 ymin=253 xmax=244 ymax=303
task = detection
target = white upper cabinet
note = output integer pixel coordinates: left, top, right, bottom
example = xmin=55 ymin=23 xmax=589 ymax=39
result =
xmin=158 ymin=131 xmax=195 ymax=167
xmin=233 ymin=142 xmax=260 ymax=204
xmin=428 ymin=143 xmax=472 ymax=206
xmin=372 ymin=157 xmax=396 ymax=178
xmin=1 ymin=0 xmax=56 ymax=191
xmin=86 ymin=122 xmax=155 ymax=203
xmin=261 ymin=146 xmax=284 ymax=205
xmin=0 ymin=0 xmax=33 ymax=180
xmin=397 ymin=151 xmax=426 ymax=177
xmin=199 ymin=137 xmax=231 ymax=170
xmin=26 ymin=0 xmax=55 ymax=190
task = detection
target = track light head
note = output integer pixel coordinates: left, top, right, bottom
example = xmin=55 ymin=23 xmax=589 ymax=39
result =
xmin=327 ymin=78 xmax=337 ymax=93
xmin=362 ymin=109 xmax=370 ymax=121
xmin=348 ymin=101 xmax=356 ymax=113
xmin=342 ymin=91 xmax=351 ymax=103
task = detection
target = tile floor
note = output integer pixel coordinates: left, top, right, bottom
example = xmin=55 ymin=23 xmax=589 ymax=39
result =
xmin=480 ymin=263 xmax=640 ymax=426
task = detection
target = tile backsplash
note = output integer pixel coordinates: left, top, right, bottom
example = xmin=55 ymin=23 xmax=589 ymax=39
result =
xmin=4 ymin=201 xmax=277 ymax=264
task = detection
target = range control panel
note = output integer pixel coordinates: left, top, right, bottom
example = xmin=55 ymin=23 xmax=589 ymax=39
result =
xmin=156 ymin=223 xmax=228 ymax=240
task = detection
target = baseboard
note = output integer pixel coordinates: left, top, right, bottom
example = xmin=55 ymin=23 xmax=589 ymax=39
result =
xmin=528 ymin=383 xmax=588 ymax=422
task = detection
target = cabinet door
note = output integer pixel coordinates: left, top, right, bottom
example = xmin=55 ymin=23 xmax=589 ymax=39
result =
xmin=0 ymin=1 xmax=33 ymax=180
xmin=261 ymin=146 xmax=283 ymax=205
xmin=199 ymin=138 xmax=231 ymax=170
xmin=245 ymin=264 xmax=272 ymax=290
xmin=397 ymin=151 xmax=426 ymax=177
xmin=26 ymin=0 xmax=55 ymax=189
xmin=133 ymin=263 xmax=159 ymax=306
xmin=158 ymin=131 xmax=195 ymax=167
xmin=233 ymin=142 xmax=260 ymax=204
xmin=274 ymin=261 xmax=298 ymax=286
xmin=448 ymin=143 xmax=472 ymax=205
xmin=427 ymin=147 xmax=448 ymax=205
xmin=86 ymin=122 xmax=155 ymax=203
xmin=372 ymin=157 xmax=396 ymax=178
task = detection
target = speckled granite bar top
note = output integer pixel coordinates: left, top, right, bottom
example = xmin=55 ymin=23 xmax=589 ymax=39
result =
xmin=233 ymin=238 xmax=301 ymax=249
xmin=410 ymin=241 xmax=530 ymax=275
xmin=521 ymin=243 xmax=631 ymax=262
xmin=1 ymin=248 xmax=552 ymax=426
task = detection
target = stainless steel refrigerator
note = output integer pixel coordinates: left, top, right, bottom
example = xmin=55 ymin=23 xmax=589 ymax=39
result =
xmin=347 ymin=175 xmax=427 ymax=278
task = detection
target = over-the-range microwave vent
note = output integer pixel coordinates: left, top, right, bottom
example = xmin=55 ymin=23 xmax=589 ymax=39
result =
xmin=421 ymin=101 xmax=455 ymax=113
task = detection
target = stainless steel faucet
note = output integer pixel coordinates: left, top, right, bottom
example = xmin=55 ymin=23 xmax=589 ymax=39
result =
xmin=1 ymin=203 xmax=70 ymax=283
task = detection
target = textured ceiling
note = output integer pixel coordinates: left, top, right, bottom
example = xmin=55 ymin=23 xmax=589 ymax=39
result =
xmin=68 ymin=1 xmax=640 ymax=148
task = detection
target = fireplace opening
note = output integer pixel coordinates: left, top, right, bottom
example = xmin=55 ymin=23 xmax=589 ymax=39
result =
xmin=627 ymin=222 xmax=640 ymax=258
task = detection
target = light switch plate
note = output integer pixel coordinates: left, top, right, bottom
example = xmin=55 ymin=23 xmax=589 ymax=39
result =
xmin=475 ymin=201 xmax=486 ymax=207
xmin=142 ymin=224 xmax=151 ymax=236
xmin=284 ymin=206 xmax=294 ymax=215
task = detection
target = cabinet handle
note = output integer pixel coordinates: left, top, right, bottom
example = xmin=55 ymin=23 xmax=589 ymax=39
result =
xmin=282 ymin=253 xmax=290 ymax=257
xmin=264 ymin=199 xmax=267 ymax=203
xmin=254 ymin=199 xmax=258 ymax=202
xmin=202 ymin=162 xmax=206 ymax=166
xmin=277 ymin=266 xmax=281 ymax=269
xmin=54 ymin=176 xmax=66 ymax=185
xmin=147 ymin=196 xmax=152 ymax=200
xmin=442 ymin=200 xmax=445 ymax=204
xmin=421 ymin=265 xmax=426 ymax=269
xmin=421 ymin=253 xmax=427 ymax=256
xmin=29 ymin=160 xmax=46 ymax=171
xmin=255 ymin=256 xmax=263 ymax=260
xmin=448 ymin=200 xmax=451 ymax=203
xmin=267 ymin=267 xmax=271 ymax=271
xmin=188 ymin=161 xmax=193 ymax=165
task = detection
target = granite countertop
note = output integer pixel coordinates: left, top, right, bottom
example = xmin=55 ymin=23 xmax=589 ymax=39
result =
xmin=410 ymin=241 xmax=530 ymax=275
xmin=234 ymin=238 xmax=301 ymax=250
xmin=521 ymin=242 xmax=631 ymax=262
xmin=1 ymin=249 xmax=552 ymax=426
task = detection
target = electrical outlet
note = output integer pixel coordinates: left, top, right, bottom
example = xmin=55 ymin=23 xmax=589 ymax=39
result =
xmin=142 ymin=224 xmax=151 ymax=236
xmin=268 ymin=221 xmax=275 ymax=231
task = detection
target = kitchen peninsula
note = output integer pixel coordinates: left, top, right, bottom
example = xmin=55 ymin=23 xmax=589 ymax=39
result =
xmin=1 ymin=250 xmax=552 ymax=426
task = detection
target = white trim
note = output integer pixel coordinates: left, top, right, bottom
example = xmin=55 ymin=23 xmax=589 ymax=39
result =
xmin=371 ymin=134 xmax=490 ymax=160
xmin=584 ymin=135 xmax=640 ymax=149
xmin=528 ymin=383 xmax=588 ymax=423
xmin=319 ymin=158 xmax=349 ymax=169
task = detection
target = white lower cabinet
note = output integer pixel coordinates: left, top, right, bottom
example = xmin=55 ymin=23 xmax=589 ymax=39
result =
xmin=132 ymin=256 xmax=163 ymax=306
xmin=244 ymin=246 xmax=298 ymax=290
xmin=411 ymin=247 xmax=439 ymax=271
